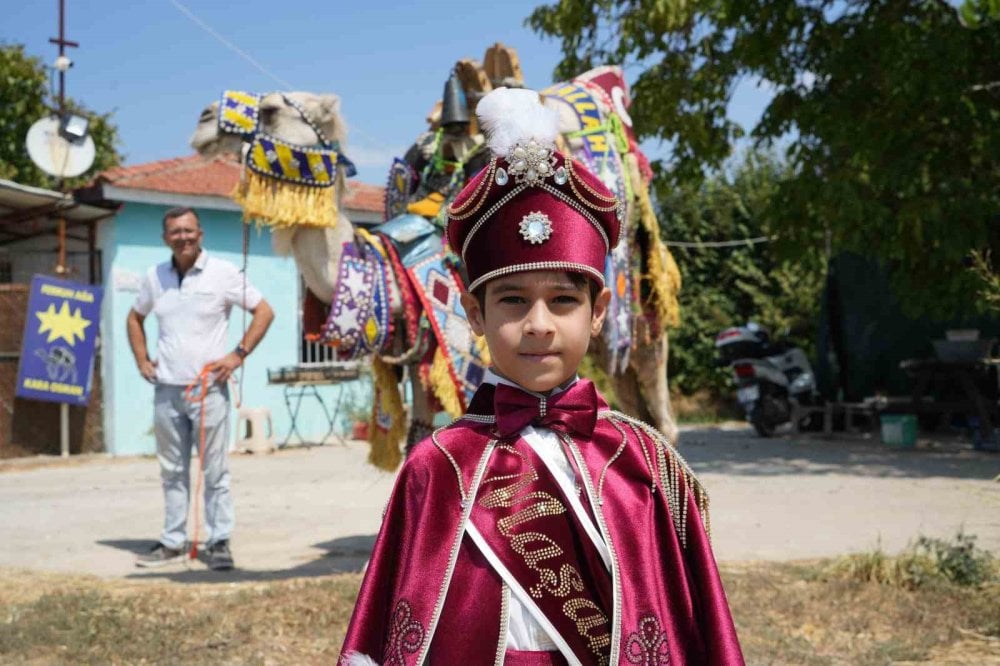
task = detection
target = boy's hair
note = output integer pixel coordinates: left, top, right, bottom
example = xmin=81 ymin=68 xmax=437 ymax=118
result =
xmin=471 ymin=272 xmax=602 ymax=312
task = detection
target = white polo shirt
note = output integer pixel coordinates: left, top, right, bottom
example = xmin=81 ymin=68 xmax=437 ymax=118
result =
xmin=133 ymin=250 xmax=263 ymax=386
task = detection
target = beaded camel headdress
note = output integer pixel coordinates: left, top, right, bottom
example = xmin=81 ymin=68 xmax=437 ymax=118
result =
xmin=218 ymin=90 xmax=357 ymax=229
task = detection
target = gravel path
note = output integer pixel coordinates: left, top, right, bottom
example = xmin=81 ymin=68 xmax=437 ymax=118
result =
xmin=1 ymin=426 xmax=997 ymax=582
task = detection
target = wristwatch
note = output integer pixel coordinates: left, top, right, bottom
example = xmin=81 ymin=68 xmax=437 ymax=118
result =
xmin=234 ymin=344 xmax=249 ymax=360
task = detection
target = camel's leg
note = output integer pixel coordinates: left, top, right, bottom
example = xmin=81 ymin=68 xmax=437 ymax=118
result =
xmin=630 ymin=332 xmax=678 ymax=444
xmin=593 ymin=337 xmax=654 ymax=427
xmin=610 ymin=364 xmax=651 ymax=424
xmin=406 ymin=370 xmax=435 ymax=454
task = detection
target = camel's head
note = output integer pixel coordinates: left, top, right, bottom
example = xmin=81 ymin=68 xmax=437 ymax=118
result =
xmin=259 ymin=92 xmax=346 ymax=147
xmin=190 ymin=101 xmax=242 ymax=156
xmin=190 ymin=91 xmax=347 ymax=157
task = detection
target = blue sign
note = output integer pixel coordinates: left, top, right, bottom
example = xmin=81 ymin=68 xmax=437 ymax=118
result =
xmin=16 ymin=275 xmax=104 ymax=405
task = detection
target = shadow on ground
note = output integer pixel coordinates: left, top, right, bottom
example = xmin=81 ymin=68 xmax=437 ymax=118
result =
xmin=97 ymin=535 xmax=376 ymax=584
xmin=680 ymin=426 xmax=1000 ymax=480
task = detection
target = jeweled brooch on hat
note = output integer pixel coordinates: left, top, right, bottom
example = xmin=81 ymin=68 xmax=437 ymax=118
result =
xmin=508 ymin=140 xmax=556 ymax=187
xmin=519 ymin=211 xmax=552 ymax=244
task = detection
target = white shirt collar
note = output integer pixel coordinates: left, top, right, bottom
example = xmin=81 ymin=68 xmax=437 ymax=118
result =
xmin=171 ymin=249 xmax=208 ymax=275
xmin=482 ymin=369 xmax=578 ymax=397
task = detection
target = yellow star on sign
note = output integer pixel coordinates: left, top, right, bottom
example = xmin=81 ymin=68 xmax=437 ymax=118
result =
xmin=36 ymin=301 xmax=91 ymax=346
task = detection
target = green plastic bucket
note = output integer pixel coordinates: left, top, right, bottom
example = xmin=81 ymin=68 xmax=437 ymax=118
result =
xmin=880 ymin=414 xmax=917 ymax=448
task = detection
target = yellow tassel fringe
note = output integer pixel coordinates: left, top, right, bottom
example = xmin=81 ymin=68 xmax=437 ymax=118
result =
xmin=627 ymin=154 xmax=682 ymax=329
xmin=429 ymin=347 xmax=463 ymax=418
xmin=233 ymin=171 xmax=340 ymax=229
xmin=474 ymin=334 xmax=492 ymax=367
xmin=367 ymin=356 xmax=406 ymax=471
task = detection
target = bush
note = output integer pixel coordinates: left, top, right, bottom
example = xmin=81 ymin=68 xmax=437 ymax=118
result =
xmin=657 ymin=151 xmax=826 ymax=398
xmin=824 ymin=532 xmax=997 ymax=590
xmin=915 ymin=532 xmax=996 ymax=588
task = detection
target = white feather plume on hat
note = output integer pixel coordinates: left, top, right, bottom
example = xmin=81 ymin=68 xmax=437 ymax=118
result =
xmin=476 ymin=87 xmax=559 ymax=158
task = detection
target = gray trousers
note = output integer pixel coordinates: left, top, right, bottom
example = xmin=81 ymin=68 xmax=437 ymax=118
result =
xmin=153 ymin=384 xmax=234 ymax=549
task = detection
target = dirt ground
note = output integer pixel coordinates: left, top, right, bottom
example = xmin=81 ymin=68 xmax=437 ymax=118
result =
xmin=0 ymin=425 xmax=997 ymax=581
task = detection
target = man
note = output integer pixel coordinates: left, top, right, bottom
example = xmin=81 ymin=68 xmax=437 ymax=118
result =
xmin=127 ymin=207 xmax=274 ymax=570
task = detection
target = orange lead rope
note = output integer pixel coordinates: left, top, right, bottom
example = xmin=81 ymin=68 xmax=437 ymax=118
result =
xmin=183 ymin=366 xmax=214 ymax=560
xmin=182 ymin=365 xmax=241 ymax=561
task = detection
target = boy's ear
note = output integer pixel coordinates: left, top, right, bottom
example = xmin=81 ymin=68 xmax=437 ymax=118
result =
xmin=460 ymin=292 xmax=486 ymax=337
xmin=590 ymin=287 xmax=612 ymax=337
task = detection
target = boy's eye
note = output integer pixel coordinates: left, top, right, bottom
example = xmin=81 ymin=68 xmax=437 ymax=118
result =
xmin=498 ymin=295 xmax=526 ymax=305
xmin=553 ymin=294 xmax=582 ymax=304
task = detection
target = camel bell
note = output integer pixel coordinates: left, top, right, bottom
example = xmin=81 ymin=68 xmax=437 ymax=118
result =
xmin=440 ymin=74 xmax=470 ymax=127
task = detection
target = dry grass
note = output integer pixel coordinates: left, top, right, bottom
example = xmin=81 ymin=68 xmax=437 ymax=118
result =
xmin=1 ymin=560 xmax=998 ymax=665
xmin=728 ymin=561 xmax=1000 ymax=665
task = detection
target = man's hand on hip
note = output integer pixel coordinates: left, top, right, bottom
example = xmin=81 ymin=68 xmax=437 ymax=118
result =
xmin=207 ymin=352 xmax=242 ymax=384
xmin=138 ymin=358 xmax=158 ymax=384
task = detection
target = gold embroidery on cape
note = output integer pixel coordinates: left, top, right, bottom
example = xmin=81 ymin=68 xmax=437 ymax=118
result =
xmin=565 ymin=598 xmax=613 ymax=659
xmin=478 ymin=443 xmax=610 ymax=664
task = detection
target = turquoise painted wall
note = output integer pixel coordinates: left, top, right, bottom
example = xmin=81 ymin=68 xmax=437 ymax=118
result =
xmin=100 ymin=202 xmax=371 ymax=456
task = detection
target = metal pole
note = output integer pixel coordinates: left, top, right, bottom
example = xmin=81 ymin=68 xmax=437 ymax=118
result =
xmin=60 ymin=402 xmax=69 ymax=457
xmin=49 ymin=0 xmax=79 ymax=458
xmin=57 ymin=218 xmax=67 ymax=275
xmin=49 ymin=0 xmax=79 ymax=118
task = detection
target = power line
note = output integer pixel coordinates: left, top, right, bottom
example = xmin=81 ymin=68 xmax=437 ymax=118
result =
xmin=168 ymin=0 xmax=295 ymax=90
xmin=664 ymin=236 xmax=776 ymax=248
xmin=168 ymin=0 xmax=397 ymax=154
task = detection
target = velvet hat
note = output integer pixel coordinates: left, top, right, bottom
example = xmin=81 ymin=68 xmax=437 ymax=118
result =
xmin=446 ymin=88 xmax=623 ymax=293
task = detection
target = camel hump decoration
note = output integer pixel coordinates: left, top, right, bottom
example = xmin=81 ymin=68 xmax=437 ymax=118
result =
xmin=541 ymin=68 xmax=682 ymax=370
xmin=190 ymin=43 xmax=681 ymax=472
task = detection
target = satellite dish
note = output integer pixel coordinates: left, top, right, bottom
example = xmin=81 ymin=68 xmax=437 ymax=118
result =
xmin=26 ymin=116 xmax=96 ymax=178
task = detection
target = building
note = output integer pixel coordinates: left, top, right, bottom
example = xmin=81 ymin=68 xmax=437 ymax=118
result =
xmin=0 ymin=178 xmax=117 ymax=457
xmin=1 ymin=155 xmax=385 ymax=456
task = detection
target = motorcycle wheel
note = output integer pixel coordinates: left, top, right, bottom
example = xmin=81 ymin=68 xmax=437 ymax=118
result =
xmin=751 ymin=416 xmax=776 ymax=437
xmin=749 ymin=404 xmax=776 ymax=437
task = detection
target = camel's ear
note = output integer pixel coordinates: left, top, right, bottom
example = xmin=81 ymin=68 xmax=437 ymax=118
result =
xmin=319 ymin=94 xmax=341 ymax=118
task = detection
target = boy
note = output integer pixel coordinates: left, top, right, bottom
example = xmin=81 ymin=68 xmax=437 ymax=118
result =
xmin=340 ymin=89 xmax=743 ymax=665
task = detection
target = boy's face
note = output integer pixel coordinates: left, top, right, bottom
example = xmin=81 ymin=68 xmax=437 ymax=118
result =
xmin=461 ymin=271 xmax=611 ymax=393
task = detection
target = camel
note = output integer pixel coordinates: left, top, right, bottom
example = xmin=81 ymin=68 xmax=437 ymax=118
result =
xmin=190 ymin=72 xmax=679 ymax=455
xmin=191 ymin=92 xmax=355 ymax=307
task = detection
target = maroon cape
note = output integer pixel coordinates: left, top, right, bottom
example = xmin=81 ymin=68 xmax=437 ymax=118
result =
xmin=340 ymin=383 xmax=744 ymax=665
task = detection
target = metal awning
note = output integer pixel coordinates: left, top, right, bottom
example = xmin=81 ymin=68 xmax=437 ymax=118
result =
xmin=0 ymin=179 xmax=118 ymax=246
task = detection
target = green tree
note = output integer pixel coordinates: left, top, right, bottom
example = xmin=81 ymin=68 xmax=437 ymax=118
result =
xmin=0 ymin=44 xmax=122 ymax=189
xmin=661 ymin=151 xmax=826 ymax=396
xmin=528 ymin=0 xmax=1000 ymax=317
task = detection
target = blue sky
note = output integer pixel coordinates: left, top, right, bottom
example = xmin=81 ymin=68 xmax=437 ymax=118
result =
xmin=3 ymin=0 xmax=771 ymax=185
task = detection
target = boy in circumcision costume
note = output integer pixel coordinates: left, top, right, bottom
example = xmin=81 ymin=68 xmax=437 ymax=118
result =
xmin=340 ymin=88 xmax=744 ymax=666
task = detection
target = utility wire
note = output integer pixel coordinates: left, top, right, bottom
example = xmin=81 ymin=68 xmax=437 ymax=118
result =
xmin=169 ymin=0 xmax=295 ymax=90
xmin=168 ymin=0 xmax=397 ymax=154
xmin=665 ymin=236 xmax=776 ymax=248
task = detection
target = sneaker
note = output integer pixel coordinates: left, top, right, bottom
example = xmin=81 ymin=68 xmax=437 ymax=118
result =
xmin=207 ymin=539 xmax=235 ymax=571
xmin=136 ymin=542 xmax=184 ymax=568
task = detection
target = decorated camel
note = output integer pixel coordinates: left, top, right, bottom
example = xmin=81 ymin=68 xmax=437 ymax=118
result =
xmin=190 ymin=45 xmax=682 ymax=470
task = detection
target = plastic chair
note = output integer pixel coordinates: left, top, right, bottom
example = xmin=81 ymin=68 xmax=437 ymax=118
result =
xmin=235 ymin=406 xmax=275 ymax=453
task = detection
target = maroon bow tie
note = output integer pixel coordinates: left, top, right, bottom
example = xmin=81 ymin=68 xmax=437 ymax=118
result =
xmin=493 ymin=380 xmax=599 ymax=439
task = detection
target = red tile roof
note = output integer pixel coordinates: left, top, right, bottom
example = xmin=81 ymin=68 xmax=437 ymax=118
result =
xmin=96 ymin=154 xmax=384 ymax=213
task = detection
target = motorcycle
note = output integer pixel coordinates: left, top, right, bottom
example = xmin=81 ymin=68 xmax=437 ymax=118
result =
xmin=715 ymin=322 xmax=821 ymax=436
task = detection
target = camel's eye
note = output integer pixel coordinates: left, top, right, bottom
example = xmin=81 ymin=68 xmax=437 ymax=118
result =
xmin=259 ymin=105 xmax=278 ymax=127
xmin=198 ymin=106 xmax=215 ymax=123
